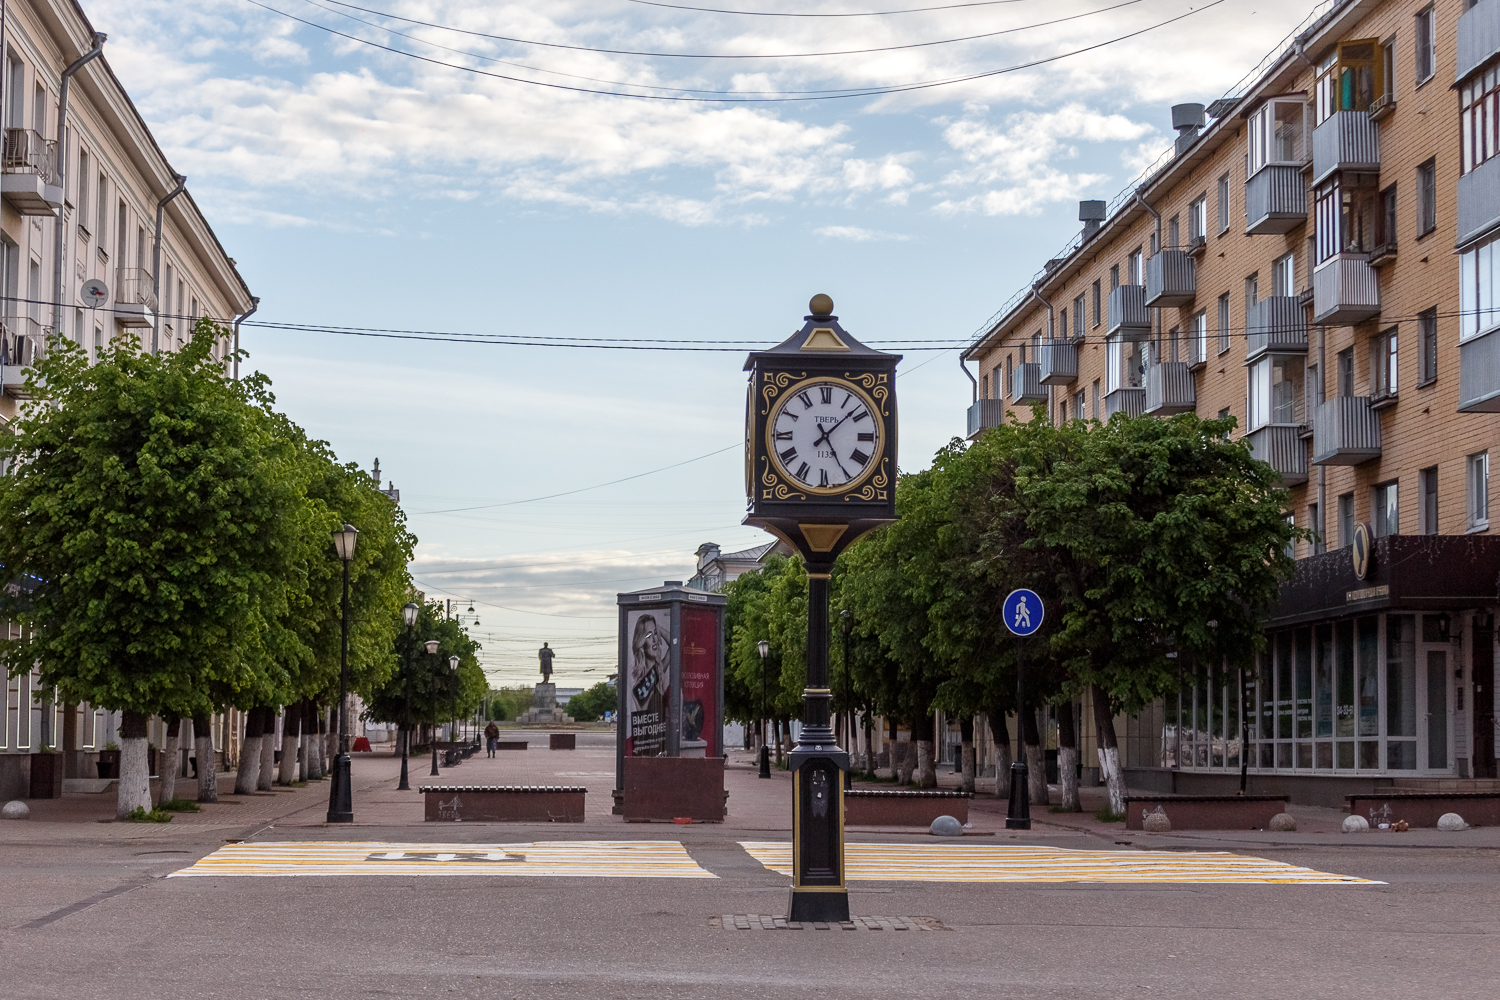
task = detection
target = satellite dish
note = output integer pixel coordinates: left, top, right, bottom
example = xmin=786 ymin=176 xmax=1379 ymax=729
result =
xmin=80 ymin=279 xmax=109 ymax=308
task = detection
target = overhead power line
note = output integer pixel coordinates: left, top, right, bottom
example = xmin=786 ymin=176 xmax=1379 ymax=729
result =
xmin=624 ymin=0 xmax=1049 ymax=16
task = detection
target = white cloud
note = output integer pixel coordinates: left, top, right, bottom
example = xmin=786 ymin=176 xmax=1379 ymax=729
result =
xmin=813 ymin=225 xmax=909 ymax=242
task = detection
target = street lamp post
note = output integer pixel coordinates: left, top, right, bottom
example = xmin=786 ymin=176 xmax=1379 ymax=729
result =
xmin=425 ymin=639 xmax=441 ymax=776
xmin=757 ymin=639 xmax=771 ymax=779
xmin=327 ymin=523 xmax=359 ymax=824
xmin=449 ymin=654 xmax=460 ymax=752
xmin=840 ymin=610 xmax=854 ymax=790
xmin=398 ymin=602 xmax=419 ymax=791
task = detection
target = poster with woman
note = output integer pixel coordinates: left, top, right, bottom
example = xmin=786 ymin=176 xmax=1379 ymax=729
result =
xmin=625 ymin=610 xmax=670 ymax=756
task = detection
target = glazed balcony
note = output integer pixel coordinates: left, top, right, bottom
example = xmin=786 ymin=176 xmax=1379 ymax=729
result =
xmin=1459 ymin=325 xmax=1500 ymax=413
xmin=1 ymin=128 xmax=61 ymax=216
xmin=1458 ymin=151 xmax=1500 ymax=249
xmin=1144 ymin=362 xmax=1196 ymax=416
xmin=1144 ymin=250 xmax=1196 ymax=308
xmin=1038 ymin=340 xmax=1078 ymax=385
xmin=1456 ymin=0 xmax=1500 ymax=86
xmin=1311 ymin=396 xmax=1382 ymax=466
xmin=966 ymin=397 xmax=1005 ymax=440
xmin=1245 ymin=165 xmax=1307 ymax=235
xmin=1245 ymin=297 xmax=1309 ymax=359
xmin=1244 ymin=424 xmax=1309 ymax=485
xmin=1311 ymin=110 xmax=1379 ymax=186
xmin=1106 ymin=284 xmax=1151 ymax=341
xmin=1009 ymin=362 xmax=1047 ymax=405
xmin=1312 ymin=254 xmax=1380 ymax=326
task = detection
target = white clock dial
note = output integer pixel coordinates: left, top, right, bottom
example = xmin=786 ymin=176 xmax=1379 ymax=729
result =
xmin=767 ymin=378 xmax=882 ymax=493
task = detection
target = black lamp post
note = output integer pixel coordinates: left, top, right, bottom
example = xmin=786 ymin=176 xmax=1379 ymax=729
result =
xmin=397 ymin=601 xmax=418 ymax=791
xmin=425 ymin=639 xmax=441 ymax=776
xmin=757 ymin=639 xmax=771 ymax=779
xmin=840 ymin=610 xmax=854 ymax=790
xmin=326 ymin=523 xmax=358 ymax=824
xmin=449 ymin=654 xmax=460 ymax=753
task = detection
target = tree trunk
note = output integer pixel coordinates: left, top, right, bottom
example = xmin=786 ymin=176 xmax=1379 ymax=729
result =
xmin=912 ymin=713 xmax=937 ymax=789
xmin=305 ymin=704 xmax=323 ymax=780
xmin=279 ymin=705 xmax=301 ymax=785
xmin=862 ymin=712 xmax=874 ymax=777
xmin=235 ymin=708 xmax=262 ymax=794
xmin=194 ymin=713 xmax=218 ymax=803
xmin=896 ymin=724 xmax=916 ymax=786
xmin=1022 ymin=707 xmax=1047 ymax=806
xmin=1056 ymin=700 xmax=1080 ymax=812
xmin=989 ymin=714 xmax=1012 ymax=799
xmin=325 ymin=705 xmax=338 ymax=767
xmin=297 ymin=702 xmax=310 ymax=781
xmin=257 ymin=708 xmax=276 ymax=791
xmin=117 ymin=710 xmax=151 ymax=819
xmin=774 ymin=719 xmax=785 ymax=765
xmin=959 ymin=715 xmax=976 ymax=795
xmin=1091 ymin=682 xmax=1126 ymax=815
xmin=158 ymin=717 xmax=180 ymax=805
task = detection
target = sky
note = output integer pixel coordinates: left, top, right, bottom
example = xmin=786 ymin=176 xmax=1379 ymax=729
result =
xmin=85 ymin=0 xmax=1329 ymax=688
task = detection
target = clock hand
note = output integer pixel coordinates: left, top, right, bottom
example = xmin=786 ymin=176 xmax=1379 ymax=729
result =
xmin=824 ymin=443 xmax=853 ymax=480
xmin=812 ymin=408 xmax=858 ymax=451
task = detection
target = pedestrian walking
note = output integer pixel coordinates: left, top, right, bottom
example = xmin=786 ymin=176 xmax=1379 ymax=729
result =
xmin=484 ymin=720 xmax=500 ymax=758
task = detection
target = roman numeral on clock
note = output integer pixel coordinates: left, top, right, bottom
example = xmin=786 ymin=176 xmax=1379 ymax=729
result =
xmin=796 ymin=462 xmax=810 ymax=480
xmin=780 ymin=447 xmax=798 ymax=464
xmin=774 ymin=431 xmax=793 ymax=441
xmin=798 ymin=391 xmax=814 ymax=409
xmin=857 ymin=432 xmax=874 ymax=442
xmin=820 ymin=386 xmax=833 ymax=404
xmin=852 ymin=409 xmax=870 ymax=423
xmin=819 ymin=468 xmax=829 ymax=487
xmin=850 ymin=449 xmax=870 ymax=467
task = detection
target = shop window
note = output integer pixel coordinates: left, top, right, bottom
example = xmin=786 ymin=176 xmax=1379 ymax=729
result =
xmin=1356 ymin=617 xmax=1379 ymax=768
xmin=1386 ymin=615 xmax=1418 ymax=769
xmin=1471 ymin=451 xmax=1491 ymax=531
xmin=1373 ymin=481 xmax=1399 ymax=537
xmin=1415 ymin=6 xmax=1435 ymax=86
xmin=1370 ymin=327 xmax=1398 ymax=398
xmin=1421 ymin=466 xmax=1439 ymax=534
xmin=1247 ymin=98 xmax=1307 ymax=174
xmin=1461 ymin=64 xmax=1500 ymax=175
xmin=1416 ymin=159 xmax=1437 ymax=236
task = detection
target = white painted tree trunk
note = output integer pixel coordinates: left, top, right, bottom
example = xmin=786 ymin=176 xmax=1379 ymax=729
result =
xmin=235 ymin=734 xmax=261 ymax=794
xmin=1058 ymin=746 xmax=1080 ymax=812
xmin=1099 ymin=746 xmax=1125 ymax=815
xmin=915 ymin=739 xmax=937 ymax=789
xmin=896 ymin=742 xmax=915 ymax=784
xmin=158 ymin=720 xmax=180 ymax=805
xmin=117 ymin=710 xmax=151 ymax=818
xmin=862 ymin=718 xmax=874 ymax=777
xmin=1026 ymin=742 xmax=1047 ymax=805
xmin=961 ymin=740 xmax=976 ymax=794
xmin=257 ymin=711 xmax=275 ymax=791
xmin=279 ymin=710 xmax=300 ymax=785
xmin=993 ymin=740 xmax=1012 ymax=799
xmin=307 ymin=714 xmax=323 ymax=780
xmin=194 ymin=716 xmax=218 ymax=803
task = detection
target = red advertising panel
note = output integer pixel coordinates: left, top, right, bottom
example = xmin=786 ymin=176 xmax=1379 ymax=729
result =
xmin=680 ymin=607 xmax=718 ymax=752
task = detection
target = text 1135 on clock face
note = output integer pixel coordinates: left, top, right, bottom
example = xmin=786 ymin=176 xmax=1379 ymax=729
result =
xmin=767 ymin=378 xmax=882 ymax=494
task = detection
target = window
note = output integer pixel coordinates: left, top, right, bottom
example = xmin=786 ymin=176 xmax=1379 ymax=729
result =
xmin=1316 ymin=40 xmax=1383 ymax=123
xmin=1371 ymin=327 xmax=1398 ymax=396
xmin=1073 ymin=387 xmax=1085 ymax=420
xmin=1420 ymin=466 xmax=1439 ymax=534
xmin=1285 ymin=513 xmax=1297 ymax=559
xmin=95 ymin=175 xmax=108 ymax=251
xmin=1310 ymin=502 xmax=1325 ymax=554
xmin=1416 ymin=159 xmax=1436 ymax=235
xmin=1058 ymin=307 xmax=1066 ymax=341
xmin=1189 ymin=195 xmax=1207 ymax=244
xmin=1073 ymin=294 xmax=1085 ymax=338
xmin=1272 ymin=253 xmax=1295 ymax=297
xmin=1381 ymin=36 xmax=1395 ymax=103
xmin=116 ymin=200 xmax=126 ymax=266
xmin=1337 ymin=348 xmax=1355 ymax=397
xmin=1372 ymin=482 xmax=1399 ymax=537
xmin=1339 ymin=492 xmax=1355 ymax=548
xmin=77 ymin=151 xmax=90 ymax=232
xmin=1378 ymin=184 xmax=1397 ymax=248
xmin=981 ymin=372 xmax=988 ymax=399
xmin=1471 ymin=452 xmax=1491 ymax=530
xmin=1248 ymin=355 xmax=1305 ymax=429
xmin=1167 ymin=215 xmax=1180 ymax=250
xmin=4 ymin=56 xmax=21 ymax=130
xmin=1315 ymin=176 xmax=1380 ymax=262
xmin=1109 ymin=264 xmax=1120 ymax=290
xmin=1217 ymin=173 xmax=1231 ymax=233
xmin=1247 ymin=99 xmax=1306 ymax=174
xmin=1187 ymin=310 xmax=1207 ymax=365
xmin=1418 ymin=307 xmax=1438 ymax=384
xmin=32 ymin=82 xmax=45 ymax=138
xmin=1460 ymin=232 xmax=1500 ymax=340
xmin=1106 ymin=337 xmax=1145 ymax=392
xmin=1415 ymin=5 xmax=1435 ymax=85
xmin=1091 ymin=280 xmax=1101 ymax=327
xmin=1057 ymin=400 xmax=1066 ymax=424
xmin=1091 ymin=379 xmax=1101 ymax=420
xmin=1461 ymin=65 xmax=1500 ymax=175
xmin=991 ymin=366 xmax=1002 ymax=399
xmin=1217 ymin=292 xmax=1231 ymax=354
xmin=1128 ymin=249 xmax=1143 ymax=285
xmin=1244 ymin=273 xmax=1259 ymax=317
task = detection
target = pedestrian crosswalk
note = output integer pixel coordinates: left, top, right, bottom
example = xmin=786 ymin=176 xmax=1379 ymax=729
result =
xmin=168 ymin=840 xmax=716 ymax=878
xmin=738 ymin=841 xmax=1379 ymax=884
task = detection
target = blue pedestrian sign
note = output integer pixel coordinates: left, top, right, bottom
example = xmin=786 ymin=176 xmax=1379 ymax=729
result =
xmin=1002 ymin=589 xmax=1044 ymax=637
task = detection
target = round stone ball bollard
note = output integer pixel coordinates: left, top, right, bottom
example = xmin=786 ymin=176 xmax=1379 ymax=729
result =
xmin=2 ymin=800 xmax=30 ymax=820
xmin=1142 ymin=810 xmax=1171 ymax=833
xmin=1341 ymin=814 xmax=1369 ymax=833
xmin=929 ymin=815 xmax=963 ymax=837
xmin=1268 ymin=812 xmax=1297 ymax=832
xmin=1437 ymin=812 xmax=1469 ymax=832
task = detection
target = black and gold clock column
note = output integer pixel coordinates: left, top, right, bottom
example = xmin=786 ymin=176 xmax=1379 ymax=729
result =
xmin=743 ymin=294 xmax=899 ymax=923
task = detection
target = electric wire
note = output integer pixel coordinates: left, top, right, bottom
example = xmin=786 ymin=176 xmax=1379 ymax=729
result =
xmin=623 ymin=0 xmax=1048 ymax=16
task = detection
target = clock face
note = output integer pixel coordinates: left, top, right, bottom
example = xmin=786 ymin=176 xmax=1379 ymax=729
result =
xmin=765 ymin=377 xmax=883 ymax=494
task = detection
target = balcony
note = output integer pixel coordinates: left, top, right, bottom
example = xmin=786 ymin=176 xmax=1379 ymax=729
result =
xmin=1106 ymin=284 xmax=1151 ymax=341
xmin=0 ymin=315 xmax=51 ymax=395
xmin=1144 ymin=362 xmax=1195 ymax=416
xmin=1244 ymin=424 xmax=1309 ymax=485
xmin=1457 ymin=0 xmax=1500 ymax=85
xmin=115 ymin=268 xmax=157 ymax=328
xmin=1312 ymin=254 xmax=1379 ymax=326
xmin=1038 ymin=340 xmax=1078 ymax=385
xmin=1311 ymin=396 xmax=1382 ymax=466
xmin=1 ymin=128 xmax=61 ymax=216
xmin=966 ymin=397 xmax=1005 ymax=440
xmin=1245 ymin=166 xmax=1307 ymax=235
xmin=1144 ymin=250 xmax=1196 ymax=308
xmin=1104 ymin=387 xmax=1145 ymax=419
xmin=1460 ymin=325 xmax=1500 ymax=412
xmin=1458 ymin=153 xmax=1500 ymax=249
xmin=1245 ymin=297 xmax=1308 ymax=359
xmin=1311 ymin=111 xmax=1380 ymax=186
xmin=1008 ymin=362 xmax=1047 ymax=405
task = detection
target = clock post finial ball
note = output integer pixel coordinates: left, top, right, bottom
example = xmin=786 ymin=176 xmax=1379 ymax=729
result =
xmin=809 ymin=293 xmax=834 ymax=318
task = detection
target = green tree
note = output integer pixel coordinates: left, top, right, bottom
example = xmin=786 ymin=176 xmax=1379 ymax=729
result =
xmin=0 ymin=324 xmax=313 ymax=816
xmin=565 ymin=680 xmax=616 ymax=722
xmin=724 ymin=554 xmax=807 ymax=761
xmin=364 ymin=600 xmax=483 ymax=741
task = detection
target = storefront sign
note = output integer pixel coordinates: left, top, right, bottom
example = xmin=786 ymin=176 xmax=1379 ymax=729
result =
xmin=1351 ymin=522 xmax=1374 ymax=580
xmin=1346 ymin=584 xmax=1389 ymax=602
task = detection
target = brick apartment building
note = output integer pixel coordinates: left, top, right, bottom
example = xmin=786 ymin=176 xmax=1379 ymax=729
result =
xmin=963 ymin=0 xmax=1500 ymax=801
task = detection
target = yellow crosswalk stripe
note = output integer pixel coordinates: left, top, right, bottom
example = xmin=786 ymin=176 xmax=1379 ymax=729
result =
xmin=739 ymin=841 xmax=1380 ymax=884
xmin=168 ymin=840 xmax=716 ymax=878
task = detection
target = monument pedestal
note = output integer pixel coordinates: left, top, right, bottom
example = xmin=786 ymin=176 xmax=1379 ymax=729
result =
xmin=516 ymin=682 xmax=574 ymax=725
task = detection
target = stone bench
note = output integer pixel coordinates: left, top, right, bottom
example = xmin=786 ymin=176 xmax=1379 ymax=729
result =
xmin=549 ymin=733 xmax=576 ymax=750
xmin=495 ymin=741 xmax=528 ymax=751
xmin=1345 ymin=792 xmax=1500 ymax=829
xmin=420 ymin=785 xmax=586 ymax=823
xmin=620 ymin=756 xmax=726 ymax=822
xmin=845 ymin=789 xmax=970 ymax=827
xmin=1124 ymin=794 xmax=1289 ymax=831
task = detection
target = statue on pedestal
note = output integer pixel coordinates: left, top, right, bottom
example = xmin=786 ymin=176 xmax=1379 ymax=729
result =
xmin=538 ymin=642 xmax=555 ymax=683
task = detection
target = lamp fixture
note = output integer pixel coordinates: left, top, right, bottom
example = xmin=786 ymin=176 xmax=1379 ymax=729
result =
xmin=333 ymin=523 xmax=359 ymax=562
xmin=403 ymin=602 xmax=419 ymax=628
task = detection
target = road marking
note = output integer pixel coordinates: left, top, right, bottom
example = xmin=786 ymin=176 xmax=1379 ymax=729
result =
xmin=168 ymin=840 xmax=715 ymax=878
xmin=738 ymin=842 xmax=1380 ymax=884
